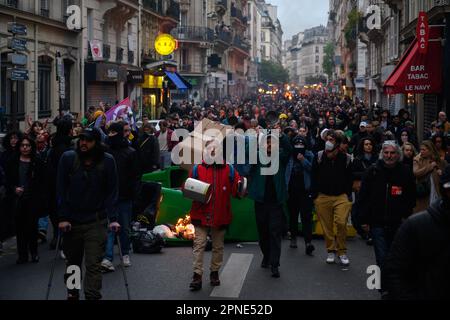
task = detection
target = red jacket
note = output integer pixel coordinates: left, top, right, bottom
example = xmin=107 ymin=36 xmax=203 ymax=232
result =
xmin=188 ymin=163 xmax=240 ymax=228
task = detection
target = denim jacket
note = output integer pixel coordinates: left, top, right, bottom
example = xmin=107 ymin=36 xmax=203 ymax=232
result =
xmin=285 ymin=150 xmax=314 ymax=191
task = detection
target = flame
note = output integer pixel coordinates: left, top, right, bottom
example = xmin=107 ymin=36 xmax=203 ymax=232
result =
xmin=174 ymin=215 xmax=195 ymax=240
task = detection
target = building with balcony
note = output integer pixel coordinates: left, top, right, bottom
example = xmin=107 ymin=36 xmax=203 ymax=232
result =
xmin=259 ymin=1 xmax=282 ymax=64
xmin=298 ymin=25 xmax=328 ymax=86
xmin=0 ymin=0 xmax=82 ymax=130
xmin=83 ymin=0 xmax=141 ymax=113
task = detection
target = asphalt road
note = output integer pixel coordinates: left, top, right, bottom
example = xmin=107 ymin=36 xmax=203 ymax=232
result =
xmin=0 ymin=236 xmax=380 ymax=300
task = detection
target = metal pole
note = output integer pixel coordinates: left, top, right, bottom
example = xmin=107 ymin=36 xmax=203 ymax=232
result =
xmin=45 ymin=232 xmax=61 ymax=300
xmin=80 ymin=0 xmax=85 ymax=115
xmin=35 ymin=23 xmax=39 ymax=121
xmin=138 ymin=0 xmax=143 ymax=119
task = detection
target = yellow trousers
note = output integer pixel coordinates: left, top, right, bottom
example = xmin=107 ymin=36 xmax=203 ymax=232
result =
xmin=314 ymin=193 xmax=352 ymax=256
xmin=192 ymin=225 xmax=226 ymax=276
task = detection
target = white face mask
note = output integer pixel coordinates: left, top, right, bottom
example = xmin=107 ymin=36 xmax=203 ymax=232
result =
xmin=325 ymin=141 xmax=335 ymax=151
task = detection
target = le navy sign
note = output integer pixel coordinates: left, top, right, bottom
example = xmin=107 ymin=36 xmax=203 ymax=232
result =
xmin=417 ymin=12 xmax=429 ymax=54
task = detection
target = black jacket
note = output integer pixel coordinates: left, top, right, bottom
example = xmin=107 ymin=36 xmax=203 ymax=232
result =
xmin=47 ymin=135 xmax=74 ymax=214
xmin=351 ymin=154 xmax=378 ymax=181
xmin=384 ymin=200 xmax=450 ymax=300
xmin=137 ymin=133 xmax=160 ymax=174
xmin=57 ymin=150 xmax=118 ymax=224
xmin=311 ymin=151 xmax=353 ymax=198
xmin=359 ymin=161 xmax=416 ymax=227
xmin=106 ymin=137 xmax=140 ymax=201
xmin=5 ymin=155 xmax=48 ymax=217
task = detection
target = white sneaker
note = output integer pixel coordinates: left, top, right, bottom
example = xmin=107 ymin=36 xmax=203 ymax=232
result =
xmin=101 ymin=258 xmax=115 ymax=272
xmin=122 ymin=255 xmax=131 ymax=267
xmin=338 ymin=255 xmax=350 ymax=266
xmin=326 ymin=252 xmax=336 ymax=264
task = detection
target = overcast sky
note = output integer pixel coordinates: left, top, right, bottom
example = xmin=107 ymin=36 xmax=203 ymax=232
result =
xmin=268 ymin=0 xmax=329 ymax=41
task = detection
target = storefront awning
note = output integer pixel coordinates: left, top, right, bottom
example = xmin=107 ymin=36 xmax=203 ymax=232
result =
xmin=165 ymin=71 xmax=188 ymax=90
xmin=384 ymin=27 xmax=443 ymax=95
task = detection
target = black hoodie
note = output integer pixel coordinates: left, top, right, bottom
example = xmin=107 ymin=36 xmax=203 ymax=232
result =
xmin=106 ymin=135 xmax=140 ymax=201
xmin=384 ymin=200 xmax=450 ymax=300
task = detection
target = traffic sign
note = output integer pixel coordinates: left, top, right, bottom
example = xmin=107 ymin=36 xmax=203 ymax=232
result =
xmin=7 ymin=68 xmax=29 ymax=81
xmin=7 ymin=53 xmax=27 ymax=66
xmin=7 ymin=37 xmax=27 ymax=51
xmin=7 ymin=22 xmax=27 ymax=35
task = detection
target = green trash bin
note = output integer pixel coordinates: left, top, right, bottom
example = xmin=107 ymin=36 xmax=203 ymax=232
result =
xmin=141 ymin=167 xmax=260 ymax=242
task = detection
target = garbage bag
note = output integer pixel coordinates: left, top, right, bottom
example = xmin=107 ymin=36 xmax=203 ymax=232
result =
xmin=131 ymin=230 xmax=165 ymax=254
xmin=153 ymin=225 xmax=176 ymax=239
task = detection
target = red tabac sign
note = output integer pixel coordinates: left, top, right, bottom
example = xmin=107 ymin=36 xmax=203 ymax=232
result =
xmin=417 ymin=12 xmax=429 ymax=54
xmin=384 ymin=27 xmax=442 ymax=94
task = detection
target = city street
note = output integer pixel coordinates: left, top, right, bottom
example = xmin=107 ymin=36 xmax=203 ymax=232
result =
xmin=0 ymin=237 xmax=379 ymax=300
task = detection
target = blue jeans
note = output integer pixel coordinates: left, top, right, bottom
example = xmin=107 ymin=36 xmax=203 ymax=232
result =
xmin=160 ymin=151 xmax=172 ymax=170
xmin=38 ymin=216 xmax=49 ymax=232
xmin=371 ymin=226 xmax=398 ymax=268
xmin=105 ymin=200 xmax=132 ymax=261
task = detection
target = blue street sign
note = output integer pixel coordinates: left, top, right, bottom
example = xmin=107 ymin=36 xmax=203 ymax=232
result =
xmin=7 ymin=37 xmax=27 ymax=51
xmin=7 ymin=22 xmax=27 ymax=35
xmin=7 ymin=68 xmax=29 ymax=81
xmin=8 ymin=53 xmax=27 ymax=66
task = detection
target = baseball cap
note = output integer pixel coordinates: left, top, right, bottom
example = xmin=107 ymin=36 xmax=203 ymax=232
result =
xmin=360 ymin=121 xmax=368 ymax=128
xmin=440 ymin=165 xmax=450 ymax=189
xmin=79 ymin=127 xmax=101 ymax=142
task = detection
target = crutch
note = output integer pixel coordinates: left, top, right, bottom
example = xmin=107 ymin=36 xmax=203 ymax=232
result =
xmin=116 ymin=231 xmax=131 ymax=300
xmin=45 ymin=231 xmax=62 ymax=300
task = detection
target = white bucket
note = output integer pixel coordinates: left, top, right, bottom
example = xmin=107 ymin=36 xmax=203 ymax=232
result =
xmin=182 ymin=178 xmax=212 ymax=204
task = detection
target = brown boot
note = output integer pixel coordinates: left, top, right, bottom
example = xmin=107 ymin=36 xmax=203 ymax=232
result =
xmin=210 ymin=271 xmax=220 ymax=286
xmin=189 ymin=273 xmax=202 ymax=291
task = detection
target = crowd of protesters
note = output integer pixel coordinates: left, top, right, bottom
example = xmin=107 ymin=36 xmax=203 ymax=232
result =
xmin=0 ymin=91 xmax=449 ymax=300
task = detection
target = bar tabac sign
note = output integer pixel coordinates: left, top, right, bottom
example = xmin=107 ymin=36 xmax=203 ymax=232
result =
xmin=417 ymin=12 xmax=429 ymax=54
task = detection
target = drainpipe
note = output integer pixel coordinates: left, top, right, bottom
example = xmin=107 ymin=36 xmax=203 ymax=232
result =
xmin=138 ymin=0 xmax=142 ymax=118
xmin=35 ymin=24 xmax=38 ymax=121
xmin=80 ymin=0 xmax=85 ymax=115
xmin=444 ymin=13 xmax=450 ymax=113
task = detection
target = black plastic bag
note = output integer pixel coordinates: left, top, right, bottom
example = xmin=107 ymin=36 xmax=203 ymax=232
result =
xmin=131 ymin=230 xmax=165 ymax=254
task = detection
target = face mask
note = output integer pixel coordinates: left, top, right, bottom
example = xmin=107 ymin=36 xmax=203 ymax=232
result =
xmin=325 ymin=141 xmax=335 ymax=152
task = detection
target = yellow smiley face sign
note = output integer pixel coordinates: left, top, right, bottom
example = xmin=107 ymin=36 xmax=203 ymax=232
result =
xmin=155 ymin=34 xmax=177 ymax=56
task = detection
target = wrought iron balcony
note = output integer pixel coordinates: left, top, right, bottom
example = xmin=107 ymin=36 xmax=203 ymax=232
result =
xmin=117 ymin=47 xmax=124 ymax=63
xmin=231 ymin=6 xmax=247 ymax=25
xmin=171 ymin=26 xmax=215 ymax=42
xmin=103 ymin=44 xmax=111 ymax=60
xmin=3 ymin=0 xmax=18 ymax=8
xmin=179 ymin=64 xmax=192 ymax=72
xmin=232 ymin=35 xmax=250 ymax=52
xmin=143 ymin=0 xmax=164 ymax=15
xmin=215 ymin=29 xmax=233 ymax=45
xmin=128 ymin=51 xmax=135 ymax=64
xmin=40 ymin=8 xmax=49 ymax=17
xmin=166 ymin=0 xmax=180 ymax=21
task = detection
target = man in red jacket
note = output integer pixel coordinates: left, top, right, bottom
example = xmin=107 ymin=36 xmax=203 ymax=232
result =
xmin=188 ymin=140 xmax=241 ymax=291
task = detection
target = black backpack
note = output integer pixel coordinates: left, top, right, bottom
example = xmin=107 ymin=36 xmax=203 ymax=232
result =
xmin=131 ymin=230 xmax=165 ymax=254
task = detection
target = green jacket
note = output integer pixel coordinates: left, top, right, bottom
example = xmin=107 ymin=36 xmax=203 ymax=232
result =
xmin=248 ymin=134 xmax=292 ymax=204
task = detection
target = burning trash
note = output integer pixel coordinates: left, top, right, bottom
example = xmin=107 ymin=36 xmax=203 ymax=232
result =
xmin=174 ymin=214 xmax=195 ymax=240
